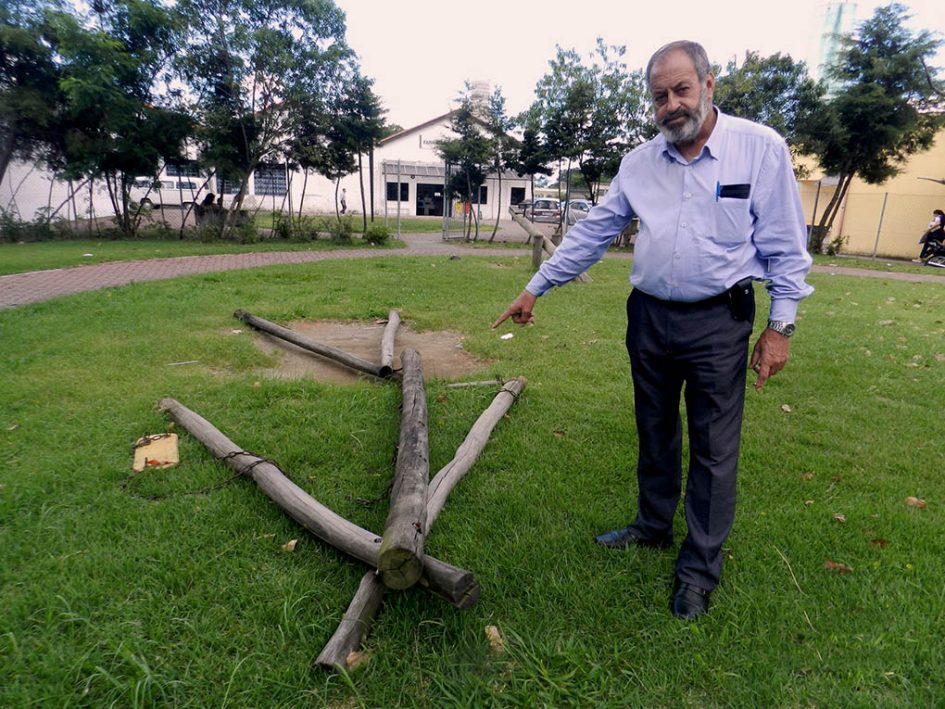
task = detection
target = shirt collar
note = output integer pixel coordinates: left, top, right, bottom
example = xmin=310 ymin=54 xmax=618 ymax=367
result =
xmin=660 ymin=107 xmax=725 ymax=164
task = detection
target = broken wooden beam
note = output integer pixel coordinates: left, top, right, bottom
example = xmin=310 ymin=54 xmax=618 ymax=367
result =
xmin=377 ymin=349 xmax=428 ymax=590
xmin=233 ymin=309 xmax=394 ymax=380
xmin=157 ymin=397 xmax=477 ymax=608
xmin=379 ymin=310 xmax=401 ymax=378
xmin=315 ymin=377 xmax=526 ymax=670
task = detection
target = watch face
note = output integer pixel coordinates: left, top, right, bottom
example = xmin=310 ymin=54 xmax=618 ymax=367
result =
xmin=783 ymin=323 xmax=796 ymax=336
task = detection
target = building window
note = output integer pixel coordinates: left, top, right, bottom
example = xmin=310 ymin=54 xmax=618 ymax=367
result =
xmin=477 ymin=186 xmax=488 ymax=204
xmin=254 ymin=163 xmax=287 ymax=196
xmin=386 ymin=181 xmax=408 ymax=201
xmin=216 ymin=177 xmax=241 ymax=195
xmin=511 ymin=187 xmax=525 ymax=205
xmin=166 ymin=161 xmax=201 ymax=178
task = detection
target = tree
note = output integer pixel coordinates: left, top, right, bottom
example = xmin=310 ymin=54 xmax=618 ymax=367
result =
xmin=713 ymin=50 xmax=825 ymax=175
xmin=343 ymin=74 xmax=386 ymax=232
xmin=435 ymin=88 xmax=492 ymax=241
xmin=0 ymin=1 xmax=65 ymax=191
xmin=52 ymin=0 xmax=191 ymax=236
xmin=483 ymin=87 xmax=517 ymax=241
xmin=526 ymin=39 xmax=653 ymax=231
xmin=803 ymin=3 xmax=944 ymax=248
xmin=178 ymin=0 xmax=352 ymax=236
xmin=510 ymin=112 xmax=552 ymax=205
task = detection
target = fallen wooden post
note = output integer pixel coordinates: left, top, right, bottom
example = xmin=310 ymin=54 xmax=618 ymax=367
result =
xmin=445 ymin=378 xmax=506 ymax=389
xmin=508 ymin=211 xmax=591 ymax=283
xmin=234 ymin=309 xmax=395 ymax=380
xmin=377 ymin=349 xmax=428 ymax=590
xmin=316 ymin=377 xmax=527 ymax=670
xmin=379 ymin=310 xmax=401 ymax=378
xmin=157 ymin=397 xmax=478 ymax=608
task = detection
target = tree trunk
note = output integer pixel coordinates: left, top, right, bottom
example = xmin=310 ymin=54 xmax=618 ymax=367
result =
xmin=379 ymin=309 xmax=401 ymax=378
xmin=369 ymin=148 xmax=375 ymax=221
xmin=233 ymin=309 xmax=395 ymax=380
xmin=490 ymin=170 xmax=501 ymax=242
xmin=298 ymin=168 xmax=309 ymax=222
xmin=316 ymin=377 xmax=526 ymax=670
xmin=359 ymin=152 xmax=367 ymax=234
xmin=157 ymin=397 xmax=479 ymax=609
xmin=377 ymin=349 xmax=429 ymax=590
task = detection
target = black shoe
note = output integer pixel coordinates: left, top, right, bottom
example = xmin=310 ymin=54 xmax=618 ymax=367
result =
xmin=670 ymin=580 xmax=711 ymax=619
xmin=594 ymin=525 xmax=673 ymax=550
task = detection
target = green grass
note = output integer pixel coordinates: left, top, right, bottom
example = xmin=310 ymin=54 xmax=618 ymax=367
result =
xmin=0 ymin=236 xmax=405 ymax=276
xmin=1 ymin=254 xmax=944 ymax=706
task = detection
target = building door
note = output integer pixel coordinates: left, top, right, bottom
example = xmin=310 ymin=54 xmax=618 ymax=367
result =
xmin=416 ymin=183 xmax=444 ymax=216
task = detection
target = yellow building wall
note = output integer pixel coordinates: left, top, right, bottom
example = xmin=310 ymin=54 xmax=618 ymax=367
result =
xmin=796 ymin=129 xmax=945 ymax=259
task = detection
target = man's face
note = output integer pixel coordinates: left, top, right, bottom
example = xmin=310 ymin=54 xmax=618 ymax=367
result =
xmin=649 ymin=50 xmax=714 ymax=145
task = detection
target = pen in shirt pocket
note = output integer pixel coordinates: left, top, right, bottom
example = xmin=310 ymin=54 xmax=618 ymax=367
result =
xmin=715 ymin=181 xmax=721 ymax=202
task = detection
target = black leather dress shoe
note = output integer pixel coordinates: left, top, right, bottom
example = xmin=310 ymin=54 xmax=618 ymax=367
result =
xmin=593 ymin=525 xmax=673 ymax=550
xmin=670 ymin=581 xmax=711 ymax=619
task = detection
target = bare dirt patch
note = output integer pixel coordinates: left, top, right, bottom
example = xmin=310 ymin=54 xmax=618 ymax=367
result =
xmin=249 ymin=319 xmax=491 ymax=384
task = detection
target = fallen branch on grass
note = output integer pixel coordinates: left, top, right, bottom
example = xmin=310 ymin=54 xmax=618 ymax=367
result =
xmin=157 ymin=397 xmax=478 ymax=608
xmin=316 ymin=377 xmax=527 ymax=670
xmin=379 ymin=310 xmax=401 ymax=378
xmin=377 ymin=349 xmax=429 ymax=590
xmin=234 ymin=309 xmax=395 ymax=380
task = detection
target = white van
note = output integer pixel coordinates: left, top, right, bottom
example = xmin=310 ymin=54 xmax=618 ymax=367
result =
xmin=130 ymin=177 xmax=202 ymax=207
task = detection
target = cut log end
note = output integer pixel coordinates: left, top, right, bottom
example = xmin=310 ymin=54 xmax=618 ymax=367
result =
xmin=377 ymin=548 xmax=424 ymax=590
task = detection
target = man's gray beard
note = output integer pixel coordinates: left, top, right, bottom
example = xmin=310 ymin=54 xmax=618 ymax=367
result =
xmin=655 ymin=87 xmax=712 ymax=145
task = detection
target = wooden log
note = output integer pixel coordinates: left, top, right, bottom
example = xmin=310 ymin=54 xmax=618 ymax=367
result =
xmin=508 ymin=212 xmax=591 ymax=283
xmin=315 ymin=377 xmax=526 ymax=670
xmin=157 ymin=397 xmax=477 ymax=608
xmin=233 ymin=309 xmax=394 ymax=380
xmin=378 ymin=309 xmax=401 ymax=378
xmin=445 ymin=378 xmax=505 ymax=389
xmin=377 ymin=349 xmax=429 ymax=590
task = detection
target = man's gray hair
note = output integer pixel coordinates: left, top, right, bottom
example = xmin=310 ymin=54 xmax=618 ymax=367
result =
xmin=645 ymin=41 xmax=711 ymax=86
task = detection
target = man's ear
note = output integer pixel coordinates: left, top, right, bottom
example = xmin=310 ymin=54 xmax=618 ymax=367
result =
xmin=704 ymin=73 xmax=715 ymax=95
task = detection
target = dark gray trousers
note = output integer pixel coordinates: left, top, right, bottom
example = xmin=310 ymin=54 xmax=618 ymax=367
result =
xmin=625 ymin=288 xmax=754 ymax=591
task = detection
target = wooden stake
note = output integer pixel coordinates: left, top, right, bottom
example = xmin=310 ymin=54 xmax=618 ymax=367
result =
xmin=316 ymin=377 xmax=526 ymax=670
xmin=377 ymin=349 xmax=428 ymax=590
xmin=379 ymin=309 xmax=401 ymax=378
xmin=234 ymin=309 xmax=394 ymax=380
xmin=157 ymin=398 xmax=477 ymax=608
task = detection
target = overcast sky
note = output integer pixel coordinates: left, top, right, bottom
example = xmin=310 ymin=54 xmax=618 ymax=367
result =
xmin=333 ymin=0 xmax=945 ymax=130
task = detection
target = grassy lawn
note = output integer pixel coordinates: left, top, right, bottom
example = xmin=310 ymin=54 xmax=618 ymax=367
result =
xmin=1 ymin=254 xmax=943 ymax=706
xmin=0 ymin=236 xmax=406 ymax=277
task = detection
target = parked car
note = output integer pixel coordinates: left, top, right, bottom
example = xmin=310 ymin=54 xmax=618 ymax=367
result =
xmin=526 ymin=197 xmax=561 ymax=223
xmin=564 ymin=199 xmax=593 ymax=224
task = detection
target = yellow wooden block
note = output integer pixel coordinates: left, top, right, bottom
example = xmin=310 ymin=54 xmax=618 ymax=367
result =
xmin=132 ymin=433 xmax=179 ymax=472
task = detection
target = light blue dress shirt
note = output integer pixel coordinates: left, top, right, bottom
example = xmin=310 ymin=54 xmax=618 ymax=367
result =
xmin=526 ymin=110 xmax=813 ymax=322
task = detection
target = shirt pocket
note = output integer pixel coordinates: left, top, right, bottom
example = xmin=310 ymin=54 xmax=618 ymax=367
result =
xmin=710 ymin=199 xmax=753 ymax=246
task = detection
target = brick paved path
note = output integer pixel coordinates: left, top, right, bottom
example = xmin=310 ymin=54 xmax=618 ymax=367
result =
xmin=0 ymin=231 xmax=941 ymax=310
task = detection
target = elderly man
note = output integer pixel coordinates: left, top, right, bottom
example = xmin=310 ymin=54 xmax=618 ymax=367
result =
xmin=493 ymin=40 xmax=813 ymax=619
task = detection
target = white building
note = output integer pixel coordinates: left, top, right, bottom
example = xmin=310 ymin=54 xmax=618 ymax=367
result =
xmin=1 ymin=107 xmax=531 ymax=225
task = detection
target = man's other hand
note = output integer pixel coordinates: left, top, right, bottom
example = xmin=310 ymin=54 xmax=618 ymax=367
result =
xmin=749 ymin=328 xmax=791 ymax=391
xmin=492 ymin=290 xmax=537 ymax=328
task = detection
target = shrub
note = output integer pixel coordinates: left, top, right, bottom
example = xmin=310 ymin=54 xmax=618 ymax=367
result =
xmin=363 ymin=222 xmax=391 ymax=245
xmin=826 ymin=233 xmax=850 ymax=256
xmin=329 ymin=216 xmax=354 ymax=243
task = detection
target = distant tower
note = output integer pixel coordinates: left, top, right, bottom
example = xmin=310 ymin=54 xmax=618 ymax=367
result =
xmin=812 ymin=1 xmax=857 ymax=92
xmin=467 ymin=80 xmax=491 ymax=118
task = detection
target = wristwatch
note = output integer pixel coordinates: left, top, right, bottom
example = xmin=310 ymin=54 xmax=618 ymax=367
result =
xmin=767 ymin=320 xmax=796 ymax=338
